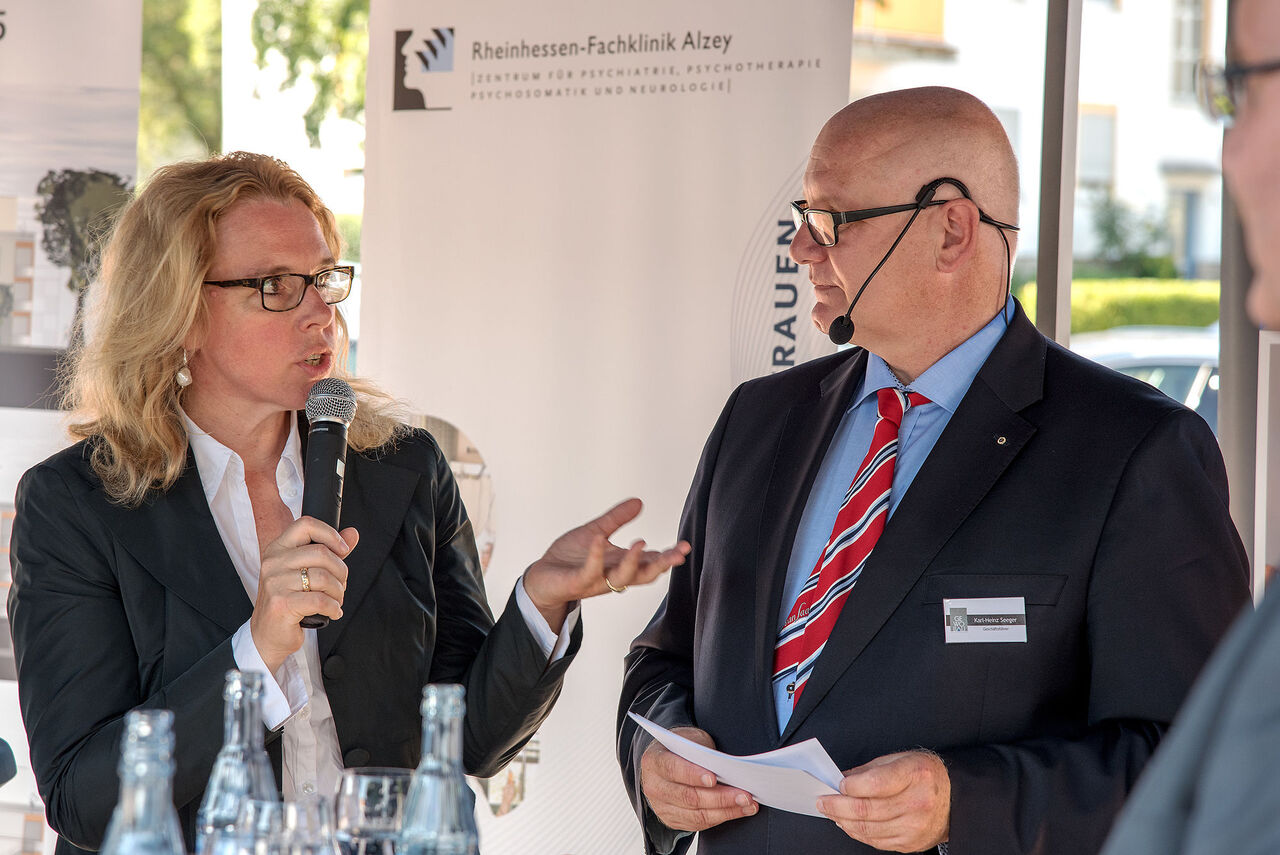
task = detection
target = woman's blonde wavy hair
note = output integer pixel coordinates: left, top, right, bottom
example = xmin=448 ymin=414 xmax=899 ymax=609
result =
xmin=66 ymin=151 xmax=406 ymax=506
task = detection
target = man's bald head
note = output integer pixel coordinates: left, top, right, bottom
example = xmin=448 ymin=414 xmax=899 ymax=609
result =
xmin=812 ymin=87 xmax=1020 ymax=225
xmin=794 ymin=87 xmax=1022 ymax=380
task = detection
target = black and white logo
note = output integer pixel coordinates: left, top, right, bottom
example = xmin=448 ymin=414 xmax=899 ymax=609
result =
xmin=394 ymin=27 xmax=455 ymax=111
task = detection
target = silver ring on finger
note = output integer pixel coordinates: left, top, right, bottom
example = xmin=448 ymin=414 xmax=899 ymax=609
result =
xmin=300 ymin=568 xmax=311 ymax=592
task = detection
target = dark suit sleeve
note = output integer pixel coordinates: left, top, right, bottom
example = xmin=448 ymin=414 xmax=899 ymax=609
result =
xmin=401 ymin=434 xmax=581 ymax=778
xmin=617 ymin=387 xmax=741 ymax=855
xmin=941 ymin=408 xmax=1250 ymax=855
xmin=8 ymin=463 xmax=232 ymax=851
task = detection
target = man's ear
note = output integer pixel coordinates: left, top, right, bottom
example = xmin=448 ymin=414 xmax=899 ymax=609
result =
xmin=936 ymin=199 xmax=981 ymax=272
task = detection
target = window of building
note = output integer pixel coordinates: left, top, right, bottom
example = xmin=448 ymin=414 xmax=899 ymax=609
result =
xmin=1172 ymin=0 xmax=1207 ymax=100
xmin=853 ymin=0 xmax=945 ymax=43
xmin=1078 ymin=106 xmax=1117 ymax=190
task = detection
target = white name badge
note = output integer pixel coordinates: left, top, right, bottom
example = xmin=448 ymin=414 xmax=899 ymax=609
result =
xmin=943 ymin=597 xmax=1027 ymax=643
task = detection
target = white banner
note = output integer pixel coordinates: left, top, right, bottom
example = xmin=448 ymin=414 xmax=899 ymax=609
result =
xmin=363 ymin=3 xmax=849 ymax=851
xmin=0 ymin=2 xmax=140 ymax=849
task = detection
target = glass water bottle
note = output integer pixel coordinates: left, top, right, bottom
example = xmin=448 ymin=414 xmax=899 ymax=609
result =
xmin=398 ymin=684 xmax=478 ymax=855
xmin=197 ymin=669 xmax=280 ymax=853
xmin=100 ymin=709 xmax=186 ymax=855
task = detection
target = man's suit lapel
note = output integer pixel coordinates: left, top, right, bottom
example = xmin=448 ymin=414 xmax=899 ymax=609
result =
xmin=781 ymin=306 xmax=1047 ymax=742
xmin=87 ymin=450 xmax=251 ymax=635
xmin=753 ymin=349 xmax=868 ymax=739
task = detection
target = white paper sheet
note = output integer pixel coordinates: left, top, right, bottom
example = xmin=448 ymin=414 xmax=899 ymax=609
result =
xmin=628 ymin=712 xmax=844 ymax=817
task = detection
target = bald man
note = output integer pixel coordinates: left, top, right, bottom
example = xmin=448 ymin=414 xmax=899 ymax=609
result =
xmin=617 ymin=87 xmax=1250 ymax=855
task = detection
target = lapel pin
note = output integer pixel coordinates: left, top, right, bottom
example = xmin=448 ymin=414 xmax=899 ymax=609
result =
xmin=995 ymin=435 xmax=1008 ymax=445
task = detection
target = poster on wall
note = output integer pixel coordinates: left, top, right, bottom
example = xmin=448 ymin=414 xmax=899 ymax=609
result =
xmin=362 ymin=1 xmax=851 ymax=851
xmin=0 ymin=0 xmax=141 ymax=847
xmin=0 ymin=0 xmax=140 ymax=352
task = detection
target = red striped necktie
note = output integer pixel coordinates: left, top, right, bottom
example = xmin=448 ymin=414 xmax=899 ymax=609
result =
xmin=772 ymin=387 xmax=929 ymax=705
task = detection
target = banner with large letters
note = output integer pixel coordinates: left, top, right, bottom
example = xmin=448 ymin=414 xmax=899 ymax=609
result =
xmin=362 ymin=3 xmax=850 ymax=850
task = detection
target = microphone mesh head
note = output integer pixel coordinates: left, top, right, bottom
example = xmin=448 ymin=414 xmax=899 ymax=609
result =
xmin=306 ymin=377 xmax=357 ymax=425
xmin=828 ymin=314 xmax=854 ymax=346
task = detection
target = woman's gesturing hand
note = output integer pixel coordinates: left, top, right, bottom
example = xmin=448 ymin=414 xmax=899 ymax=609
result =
xmin=521 ymin=498 xmax=690 ymax=632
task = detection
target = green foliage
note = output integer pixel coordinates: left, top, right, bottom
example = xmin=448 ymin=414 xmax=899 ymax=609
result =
xmin=140 ymin=0 xmax=222 ymax=178
xmin=337 ymin=214 xmax=362 ymax=262
xmin=252 ymin=0 xmax=369 ymax=147
xmin=1015 ymin=280 xmax=1220 ymax=333
xmin=1086 ymin=194 xmax=1177 ymax=279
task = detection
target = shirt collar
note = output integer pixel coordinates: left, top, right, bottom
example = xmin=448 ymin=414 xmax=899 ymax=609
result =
xmin=181 ymin=409 xmax=304 ymax=501
xmin=279 ymin=413 xmax=304 ymax=487
xmin=182 ymin=409 xmax=233 ymax=501
xmin=853 ymin=296 xmax=1014 ymax=414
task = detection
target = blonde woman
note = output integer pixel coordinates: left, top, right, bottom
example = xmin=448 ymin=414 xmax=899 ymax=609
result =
xmin=8 ymin=152 xmax=686 ymax=855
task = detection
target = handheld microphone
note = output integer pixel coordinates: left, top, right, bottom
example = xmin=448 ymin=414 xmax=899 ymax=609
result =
xmin=299 ymin=377 xmax=357 ymax=629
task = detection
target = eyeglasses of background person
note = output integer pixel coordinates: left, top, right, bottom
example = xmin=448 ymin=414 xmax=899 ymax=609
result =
xmin=1197 ymin=57 xmax=1280 ymax=125
xmin=1197 ymin=4 xmax=1280 ymax=332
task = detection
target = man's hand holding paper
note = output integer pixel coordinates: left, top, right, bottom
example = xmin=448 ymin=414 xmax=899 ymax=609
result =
xmin=639 ymin=723 xmax=758 ymax=833
xmin=632 ymin=712 xmax=846 ymax=828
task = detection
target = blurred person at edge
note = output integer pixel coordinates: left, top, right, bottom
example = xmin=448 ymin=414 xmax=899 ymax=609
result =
xmin=1101 ymin=2 xmax=1280 ymax=852
xmin=617 ymin=86 xmax=1250 ymax=855
xmin=7 ymin=151 xmax=689 ymax=855
xmin=1225 ymin=0 xmax=1280 ymax=330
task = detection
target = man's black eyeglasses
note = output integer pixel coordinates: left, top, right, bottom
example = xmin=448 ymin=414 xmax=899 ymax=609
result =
xmin=203 ymin=265 xmax=355 ymax=312
xmin=791 ymin=197 xmax=946 ymax=247
xmin=791 ymin=178 xmax=1018 ymax=247
xmin=1197 ymin=57 xmax=1280 ymax=125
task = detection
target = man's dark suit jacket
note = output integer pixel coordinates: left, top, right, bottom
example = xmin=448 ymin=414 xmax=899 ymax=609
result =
xmin=9 ymin=427 xmax=579 ymax=855
xmin=618 ymin=305 xmax=1250 ymax=855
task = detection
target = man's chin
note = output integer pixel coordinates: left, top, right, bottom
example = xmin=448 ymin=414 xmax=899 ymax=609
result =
xmin=811 ymin=305 xmax=847 ymax=336
xmin=1248 ymin=279 xmax=1280 ymax=331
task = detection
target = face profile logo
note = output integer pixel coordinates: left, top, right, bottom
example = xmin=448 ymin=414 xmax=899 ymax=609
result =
xmin=394 ymin=27 xmax=455 ymax=111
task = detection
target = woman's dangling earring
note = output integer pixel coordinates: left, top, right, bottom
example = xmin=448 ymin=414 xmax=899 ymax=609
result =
xmin=176 ymin=350 xmax=192 ymax=388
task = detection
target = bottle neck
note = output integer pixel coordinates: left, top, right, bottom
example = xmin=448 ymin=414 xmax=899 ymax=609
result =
xmin=224 ymin=688 xmax=266 ymax=750
xmin=420 ymin=708 xmax=465 ymax=773
xmin=115 ymin=759 xmax=175 ymax=829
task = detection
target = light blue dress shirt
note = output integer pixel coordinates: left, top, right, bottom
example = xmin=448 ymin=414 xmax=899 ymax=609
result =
xmin=773 ymin=300 xmax=1013 ymax=731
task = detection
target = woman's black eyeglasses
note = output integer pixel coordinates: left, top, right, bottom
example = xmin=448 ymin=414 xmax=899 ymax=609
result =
xmin=203 ymin=265 xmax=355 ymax=312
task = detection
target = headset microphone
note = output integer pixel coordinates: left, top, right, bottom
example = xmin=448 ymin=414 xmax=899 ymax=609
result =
xmin=820 ymin=177 xmax=1019 ymax=347
xmin=824 ymin=180 xmax=944 ymax=347
xmin=828 ymin=313 xmax=855 ymax=346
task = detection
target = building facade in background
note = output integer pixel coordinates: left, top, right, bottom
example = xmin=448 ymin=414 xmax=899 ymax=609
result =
xmin=851 ymin=0 xmax=1223 ymax=279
